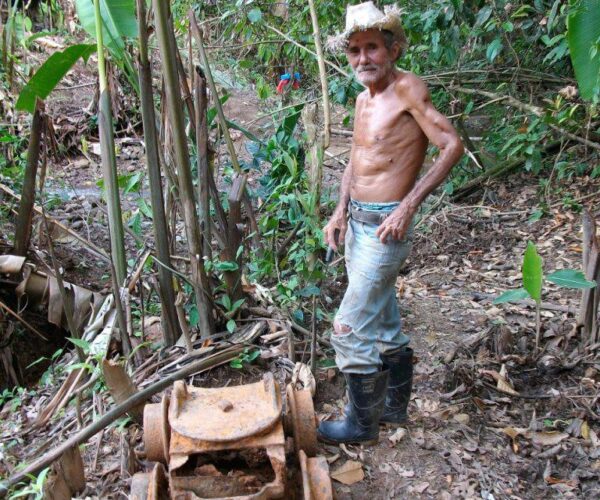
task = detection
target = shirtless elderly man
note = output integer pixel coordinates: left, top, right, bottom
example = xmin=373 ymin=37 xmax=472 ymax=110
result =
xmin=318 ymin=2 xmax=464 ymax=445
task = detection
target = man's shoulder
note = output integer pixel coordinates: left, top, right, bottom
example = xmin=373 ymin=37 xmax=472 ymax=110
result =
xmin=394 ymin=71 xmax=428 ymax=94
xmin=394 ymin=71 xmax=430 ymax=105
xmin=356 ymin=89 xmax=368 ymax=102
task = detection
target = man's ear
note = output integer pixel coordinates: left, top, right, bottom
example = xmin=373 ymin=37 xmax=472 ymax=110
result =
xmin=391 ymin=41 xmax=401 ymax=62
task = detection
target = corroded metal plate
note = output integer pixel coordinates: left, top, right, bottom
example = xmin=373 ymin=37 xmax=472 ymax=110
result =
xmin=169 ymin=373 xmax=281 ymax=442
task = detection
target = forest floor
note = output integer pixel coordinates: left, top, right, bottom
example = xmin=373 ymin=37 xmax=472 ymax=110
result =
xmin=1 ymin=39 xmax=600 ymax=499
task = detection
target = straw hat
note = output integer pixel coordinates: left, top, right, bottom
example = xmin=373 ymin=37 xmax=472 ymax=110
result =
xmin=327 ymin=2 xmax=407 ymax=53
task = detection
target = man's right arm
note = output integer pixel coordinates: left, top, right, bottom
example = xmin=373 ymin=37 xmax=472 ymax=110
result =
xmin=323 ymin=159 xmax=352 ymax=251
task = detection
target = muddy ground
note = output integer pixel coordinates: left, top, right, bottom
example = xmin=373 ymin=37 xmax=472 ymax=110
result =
xmin=1 ymin=37 xmax=600 ymax=499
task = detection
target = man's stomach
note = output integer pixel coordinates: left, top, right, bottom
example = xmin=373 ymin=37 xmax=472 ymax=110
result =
xmin=350 ymin=168 xmax=420 ymax=203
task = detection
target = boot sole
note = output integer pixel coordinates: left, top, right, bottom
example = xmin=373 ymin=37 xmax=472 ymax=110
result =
xmin=317 ymin=434 xmax=379 ymax=446
xmin=380 ymin=418 xmax=408 ymax=427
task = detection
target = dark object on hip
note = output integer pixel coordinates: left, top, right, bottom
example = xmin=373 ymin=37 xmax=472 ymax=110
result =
xmin=348 ymin=203 xmax=390 ymax=225
xmin=325 ymin=228 xmax=340 ymax=264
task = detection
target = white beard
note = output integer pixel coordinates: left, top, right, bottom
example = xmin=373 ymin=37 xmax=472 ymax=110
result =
xmin=354 ymin=60 xmax=394 ymax=86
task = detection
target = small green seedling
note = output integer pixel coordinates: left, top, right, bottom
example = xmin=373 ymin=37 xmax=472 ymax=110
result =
xmin=494 ymin=241 xmax=596 ymax=349
xmin=230 ymin=348 xmax=260 ymax=369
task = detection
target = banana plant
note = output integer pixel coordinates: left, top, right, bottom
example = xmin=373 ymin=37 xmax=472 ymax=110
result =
xmin=16 ymin=0 xmax=139 ymax=114
xmin=567 ymin=0 xmax=600 ymax=101
xmin=75 ymin=0 xmax=139 ymax=93
xmin=495 ymin=241 xmax=596 ymax=349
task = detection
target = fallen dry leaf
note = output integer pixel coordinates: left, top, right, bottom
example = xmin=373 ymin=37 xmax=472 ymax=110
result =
xmin=453 ymin=413 xmax=470 ymax=425
xmin=389 ymin=428 xmax=407 ymax=445
xmin=330 ymin=460 xmax=364 ymax=485
xmin=339 ymin=443 xmax=360 ymax=460
xmin=581 ymin=420 xmax=590 ymax=441
xmin=502 ymin=427 xmax=569 ymax=447
xmin=480 ymin=367 xmax=519 ymax=396
xmin=532 ymin=432 xmax=569 ymax=447
xmin=411 ymin=481 xmax=430 ymax=494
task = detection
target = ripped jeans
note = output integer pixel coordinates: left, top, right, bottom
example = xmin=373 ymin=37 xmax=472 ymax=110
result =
xmin=331 ymin=200 xmax=413 ymax=374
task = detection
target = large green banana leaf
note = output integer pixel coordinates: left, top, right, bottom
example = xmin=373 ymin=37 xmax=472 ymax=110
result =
xmin=75 ymin=0 xmax=137 ymax=53
xmin=16 ymin=44 xmax=96 ymax=113
xmin=75 ymin=0 xmax=139 ymax=93
xmin=567 ymin=0 xmax=600 ymax=100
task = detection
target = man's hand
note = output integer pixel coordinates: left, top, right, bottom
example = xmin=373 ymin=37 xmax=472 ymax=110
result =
xmin=323 ymin=207 xmax=348 ymax=251
xmin=375 ymin=202 xmax=415 ymax=243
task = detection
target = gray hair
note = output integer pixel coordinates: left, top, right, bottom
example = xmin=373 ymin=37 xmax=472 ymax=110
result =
xmin=381 ymin=29 xmax=405 ymax=61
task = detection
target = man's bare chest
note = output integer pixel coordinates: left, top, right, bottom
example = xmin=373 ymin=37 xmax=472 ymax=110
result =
xmin=354 ymin=99 xmax=421 ymax=146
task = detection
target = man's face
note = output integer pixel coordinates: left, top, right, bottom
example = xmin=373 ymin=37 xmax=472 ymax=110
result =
xmin=345 ymin=30 xmax=397 ymax=86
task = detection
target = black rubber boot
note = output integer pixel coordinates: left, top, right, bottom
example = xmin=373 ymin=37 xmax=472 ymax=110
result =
xmin=317 ymin=370 xmax=389 ymax=445
xmin=380 ymin=347 xmax=413 ymax=425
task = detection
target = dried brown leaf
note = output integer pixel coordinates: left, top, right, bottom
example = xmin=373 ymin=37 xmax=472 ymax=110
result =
xmin=330 ymin=460 xmax=364 ymax=485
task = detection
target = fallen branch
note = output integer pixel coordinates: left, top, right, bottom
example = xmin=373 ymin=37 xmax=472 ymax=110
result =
xmin=0 ymin=344 xmax=244 ymax=496
xmin=471 ymin=292 xmax=578 ymax=315
xmin=449 ymin=86 xmax=600 ymax=152
xmin=0 ymin=183 xmax=110 ymax=263
xmin=264 ymin=23 xmax=352 ymax=80
xmin=0 ymin=298 xmax=48 ymax=341
xmin=451 ymin=141 xmax=561 ymax=201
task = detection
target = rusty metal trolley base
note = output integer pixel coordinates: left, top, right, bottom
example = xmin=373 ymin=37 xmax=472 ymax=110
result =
xmin=131 ymin=373 xmax=332 ymax=499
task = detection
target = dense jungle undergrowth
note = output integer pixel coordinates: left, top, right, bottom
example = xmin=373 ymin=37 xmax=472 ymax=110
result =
xmin=0 ymin=0 xmax=599 ymax=498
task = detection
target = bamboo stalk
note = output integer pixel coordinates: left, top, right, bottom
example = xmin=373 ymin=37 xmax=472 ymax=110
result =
xmin=307 ymin=0 xmax=330 ymax=149
xmin=189 ymin=13 xmax=240 ymax=173
xmin=190 ymin=12 xmax=262 ymax=254
xmin=94 ymin=0 xmax=127 ymax=285
xmin=135 ymin=0 xmax=181 ymax=347
xmin=153 ymin=0 xmax=214 ymax=338
xmin=13 ymin=100 xmax=44 ymax=256
xmin=194 ymin=69 xmax=213 ymax=262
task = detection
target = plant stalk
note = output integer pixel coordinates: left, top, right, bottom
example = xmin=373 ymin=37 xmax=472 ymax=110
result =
xmin=153 ymin=0 xmax=213 ymax=338
xmin=135 ymin=0 xmax=181 ymax=347
xmin=13 ymin=99 xmax=43 ymax=256
xmin=307 ymin=0 xmax=330 ymax=149
xmin=94 ymin=0 xmax=127 ymax=285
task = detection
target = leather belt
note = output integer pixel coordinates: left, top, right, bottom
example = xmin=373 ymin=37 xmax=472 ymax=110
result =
xmin=348 ymin=203 xmax=390 ymax=225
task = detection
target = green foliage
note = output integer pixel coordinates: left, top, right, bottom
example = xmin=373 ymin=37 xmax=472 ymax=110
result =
xmin=522 ymin=241 xmax=543 ymax=303
xmin=494 ymin=288 xmax=530 ymax=304
xmin=7 ymin=468 xmax=50 ymax=499
xmin=546 ymin=269 xmax=596 ymax=288
xmin=230 ymin=348 xmax=260 ymax=369
xmin=246 ymin=107 xmax=324 ymax=294
xmin=16 ymin=44 xmax=96 ymax=113
xmin=494 ymin=241 xmax=596 ymax=305
xmin=0 ymin=386 xmax=30 ymax=412
xmin=567 ymin=0 xmax=600 ymax=101
xmin=74 ymin=0 xmax=139 ymax=93
xmin=0 ymin=127 xmax=28 ymax=190
xmin=75 ymin=0 xmax=138 ymax=52
xmin=218 ymin=295 xmax=246 ymax=333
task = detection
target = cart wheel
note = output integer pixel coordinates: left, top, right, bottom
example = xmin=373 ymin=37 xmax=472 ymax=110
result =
xmin=299 ymin=450 xmax=333 ymax=500
xmin=144 ymin=394 xmax=170 ymax=464
xmin=130 ymin=472 xmax=151 ymax=500
xmin=286 ymin=385 xmax=318 ymax=457
xmin=130 ymin=463 xmax=168 ymax=500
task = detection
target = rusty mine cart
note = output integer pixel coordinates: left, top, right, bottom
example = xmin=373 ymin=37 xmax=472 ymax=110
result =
xmin=130 ymin=373 xmax=333 ymax=499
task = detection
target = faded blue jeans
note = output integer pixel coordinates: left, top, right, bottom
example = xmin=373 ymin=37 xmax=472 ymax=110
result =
xmin=331 ymin=200 xmax=413 ymax=374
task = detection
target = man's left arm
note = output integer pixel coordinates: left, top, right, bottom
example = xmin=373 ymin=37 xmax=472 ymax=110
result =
xmin=376 ymin=76 xmax=464 ymax=243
